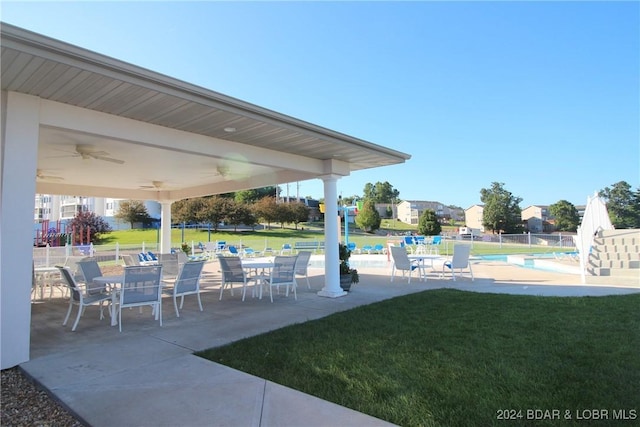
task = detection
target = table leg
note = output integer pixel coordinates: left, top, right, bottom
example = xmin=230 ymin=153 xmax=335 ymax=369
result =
xmin=110 ymin=291 xmax=118 ymax=326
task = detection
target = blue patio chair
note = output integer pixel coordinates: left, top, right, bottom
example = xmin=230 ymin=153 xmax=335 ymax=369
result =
xmin=373 ymin=244 xmax=385 ymax=254
xmin=429 ymin=236 xmax=442 ymax=255
xmin=281 ymin=243 xmax=293 ymax=255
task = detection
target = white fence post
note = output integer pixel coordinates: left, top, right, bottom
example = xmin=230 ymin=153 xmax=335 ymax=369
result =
xmin=115 ymin=242 xmax=120 ymax=264
xmin=45 ymin=243 xmax=50 ymax=266
xmin=528 ymin=232 xmax=531 ymax=248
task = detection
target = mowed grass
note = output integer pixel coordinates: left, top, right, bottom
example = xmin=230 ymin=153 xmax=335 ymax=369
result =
xmin=197 ymin=290 xmax=640 ymax=427
xmin=98 ymin=228 xmax=564 ymax=257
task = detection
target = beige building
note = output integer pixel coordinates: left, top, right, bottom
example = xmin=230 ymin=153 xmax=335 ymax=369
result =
xmin=521 ymin=205 xmax=551 ymax=233
xmin=397 ymin=200 xmax=463 ymax=225
xmin=464 ymin=204 xmax=485 ymax=232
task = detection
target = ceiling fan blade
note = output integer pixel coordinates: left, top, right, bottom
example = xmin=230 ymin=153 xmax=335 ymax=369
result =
xmin=90 ymin=154 xmax=125 ymax=164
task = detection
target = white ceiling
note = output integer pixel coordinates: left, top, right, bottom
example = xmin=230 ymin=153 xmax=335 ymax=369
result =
xmin=2 ymin=23 xmax=410 ymax=202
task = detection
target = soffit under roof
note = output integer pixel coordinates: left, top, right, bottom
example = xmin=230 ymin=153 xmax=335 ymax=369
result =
xmin=1 ymin=23 xmax=410 ymax=200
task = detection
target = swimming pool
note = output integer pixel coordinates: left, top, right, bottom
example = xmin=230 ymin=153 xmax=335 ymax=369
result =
xmin=477 ymin=253 xmax=581 ymax=274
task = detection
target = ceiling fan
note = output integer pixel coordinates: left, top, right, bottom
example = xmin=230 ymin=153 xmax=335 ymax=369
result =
xmin=36 ymin=169 xmax=64 ymax=181
xmin=139 ymin=180 xmax=165 ymax=189
xmin=49 ymin=144 xmax=125 ymax=165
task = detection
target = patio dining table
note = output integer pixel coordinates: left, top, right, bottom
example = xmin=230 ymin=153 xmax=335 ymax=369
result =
xmin=93 ymin=275 xmax=124 ymax=326
xmin=408 ymin=254 xmax=444 ymax=274
xmin=241 ymin=258 xmax=274 ymax=299
xmin=33 ymin=266 xmax=64 ymax=300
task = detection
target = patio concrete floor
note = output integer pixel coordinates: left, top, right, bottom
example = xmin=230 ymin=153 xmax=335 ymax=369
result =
xmin=23 ymin=257 xmax=639 ymax=426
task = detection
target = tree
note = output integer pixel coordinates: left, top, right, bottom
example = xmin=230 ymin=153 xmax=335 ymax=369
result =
xmin=288 ymin=202 xmax=311 ymax=229
xmin=172 ymin=198 xmax=203 ymax=224
xmin=363 ymin=181 xmax=400 ymax=203
xmin=480 ymin=182 xmax=523 ymax=234
xmin=235 ymin=186 xmax=278 ymax=204
xmin=418 ymin=209 xmax=442 ymax=236
xmin=599 ymin=181 xmax=640 ymax=228
xmin=69 ymin=211 xmax=111 ymax=243
xmin=252 ymin=197 xmax=279 ymax=229
xmin=355 ymin=199 xmax=381 ymax=233
xmin=225 ymin=201 xmax=256 ymax=232
xmin=200 ymin=196 xmax=233 ymax=231
xmin=114 ymin=200 xmax=152 ymax=229
xmin=549 ymin=200 xmax=580 ymax=232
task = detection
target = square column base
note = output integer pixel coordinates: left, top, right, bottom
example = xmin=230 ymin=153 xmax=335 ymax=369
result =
xmin=317 ymin=289 xmax=348 ymax=298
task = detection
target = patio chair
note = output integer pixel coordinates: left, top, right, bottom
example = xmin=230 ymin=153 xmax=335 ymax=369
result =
xmin=57 ymin=266 xmax=111 ymax=331
xmin=361 ymin=244 xmax=374 ymax=254
xmin=122 ymin=254 xmax=140 ymax=266
xmin=402 ymin=236 xmax=415 ymax=254
xmin=228 ymin=245 xmax=240 ymax=256
xmin=373 ymin=244 xmax=386 ymax=254
xmin=77 ymin=259 xmax=108 ymax=295
xmin=294 ymin=251 xmax=312 ymax=289
xmin=280 ymin=243 xmax=293 ymax=255
xmin=389 ymin=246 xmax=424 ymax=283
xmin=261 ymin=255 xmax=298 ymax=303
xmin=163 ymin=261 xmax=205 ymax=317
xmin=117 ymin=265 xmax=164 ymax=332
xmin=158 ymin=252 xmax=180 ymax=279
xmin=218 ymin=256 xmax=251 ymax=301
xmin=442 ymin=244 xmax=474 ymax=281
xmin=429 ymin=236 xmax=442 ymax=255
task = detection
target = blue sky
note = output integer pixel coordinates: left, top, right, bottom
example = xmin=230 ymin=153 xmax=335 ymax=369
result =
xmin=2 ymin=1 xmax=638 ymax=208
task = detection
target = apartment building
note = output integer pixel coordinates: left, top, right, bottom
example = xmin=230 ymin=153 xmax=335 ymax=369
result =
xmin=34 ymin=195 xmax=161 ymax=230
xmin=396 ymin=200 xmax=464 ymax=225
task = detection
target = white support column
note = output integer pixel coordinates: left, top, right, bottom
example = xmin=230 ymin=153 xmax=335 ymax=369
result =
xmin=1 ymin=92 xmax=40 ymax=368
xmin=317 ymin=175 xmax=347 ymax=298
xmin=160 ymin=201 xmax=172 ymax=254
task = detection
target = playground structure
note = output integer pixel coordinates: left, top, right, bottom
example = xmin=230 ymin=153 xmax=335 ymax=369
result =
xmin=34 ymin=220 xmax=92 ymax=247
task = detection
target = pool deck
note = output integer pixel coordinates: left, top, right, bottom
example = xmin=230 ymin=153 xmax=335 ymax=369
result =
xmin=22 ymin=256 xmax=639 ymax=427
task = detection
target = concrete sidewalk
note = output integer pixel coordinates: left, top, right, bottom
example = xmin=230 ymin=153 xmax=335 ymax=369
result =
xmin=23 ymin=259 xmax=639 ymax=426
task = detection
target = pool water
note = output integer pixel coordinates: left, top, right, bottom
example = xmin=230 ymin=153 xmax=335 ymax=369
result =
xmin=477 ymin=253 xmax=581 ymax=274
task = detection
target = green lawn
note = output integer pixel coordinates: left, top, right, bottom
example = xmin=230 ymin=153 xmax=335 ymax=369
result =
xmin=197 ymin=290 xmax=640 ymax=427
xmin=96 ymin=226 xmax=569 ymax=257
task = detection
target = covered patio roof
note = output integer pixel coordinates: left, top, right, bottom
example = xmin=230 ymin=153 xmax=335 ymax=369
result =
xmin=1 ymin=22 xmax=410 ymax=369
xmin=1 ymin=23 xmax=410 ymax=201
